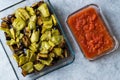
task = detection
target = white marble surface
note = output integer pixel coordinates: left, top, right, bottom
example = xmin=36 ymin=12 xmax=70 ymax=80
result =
xmin=0 ymin=0 xmax=23 ymax=11
xmin=0 ymin=0 xmax=120 ymax=80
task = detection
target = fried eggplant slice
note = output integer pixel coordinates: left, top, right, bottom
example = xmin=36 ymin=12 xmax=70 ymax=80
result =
xmin=30 ymin=30 xmax=40 ymax=43
xmin=39 ymin=57 xmax=53 ymax=66
xmin=12 ymin=18 xmax=26 ymax=31
xmin=51 ymin=35 xmax=64 ymax=45
xmin=34 ymin=63 xmax=45 ymax=71
xmin=26 ymin=6 xmax=35 ymax=16
xmin=38 ymin=3 xmax=50 ymax=17
xmin=28 ymin=15 xmax=37 ymax=30
xmin=40 ymin=41 xmax=51 ymax=54
xmin=40 ymin=30 xmax=51 ymax=41
xmin=15 ymin=8 xmax=30 ymax=21
xmin=13 ymin=53 xmax=19 ymax=63
xmin=19 ymin=54 xmax=28 ymax=66
xmin=51 ymin=14 xmax=57 ymax=26
xmin=29 ymin=43 xmax=39 ymax=52
xmin=6 ymin=39 xmax=16 ymax=45
xmin=22 ymin=62 xmax=34 ymax=76
xmin=53 ymin=48 xmax=63 ymax=57
xmin=37 ymin=53 xmax=48 ymax=60
xmin=0 ymin=27 xmax=13 ymax=38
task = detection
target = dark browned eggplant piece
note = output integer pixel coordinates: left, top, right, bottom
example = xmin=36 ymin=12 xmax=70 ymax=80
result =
xmin=22 ymin=36 xmax=31 ymax=47
xmin=1 ymin=21 xmax=9 ymax=28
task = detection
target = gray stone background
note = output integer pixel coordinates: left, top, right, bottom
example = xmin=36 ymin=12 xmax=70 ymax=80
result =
xmin=0 ymin=0 xmax=120 ymax=80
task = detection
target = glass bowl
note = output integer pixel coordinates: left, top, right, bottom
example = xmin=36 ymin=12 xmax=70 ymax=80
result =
xmin=66 ymin=4 xmax=119 ymax=60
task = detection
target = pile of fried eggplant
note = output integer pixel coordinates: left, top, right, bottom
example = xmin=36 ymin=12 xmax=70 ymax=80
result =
xmin=0 ymin=1 xmax=68 ymax=76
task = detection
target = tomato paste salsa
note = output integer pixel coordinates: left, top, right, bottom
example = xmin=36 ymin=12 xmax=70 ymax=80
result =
xmin=67 ymin=6 xmax=115 ymax=60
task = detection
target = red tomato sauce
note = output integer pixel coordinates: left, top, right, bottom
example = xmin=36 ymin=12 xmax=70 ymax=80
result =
xmin=67 ymin=7 xmax=114 ymax=59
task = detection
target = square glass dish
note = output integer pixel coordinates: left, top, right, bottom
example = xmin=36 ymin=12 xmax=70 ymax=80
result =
xmin=0 ymin=0 xmax=75 ymax=80
xmin=66 ymin=4 xmax=119 ymax=60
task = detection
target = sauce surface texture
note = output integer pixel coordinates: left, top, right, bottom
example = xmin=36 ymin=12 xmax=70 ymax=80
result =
xmin=67 ymin=6 xmax=114 ymax=59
